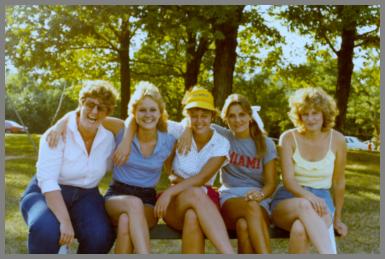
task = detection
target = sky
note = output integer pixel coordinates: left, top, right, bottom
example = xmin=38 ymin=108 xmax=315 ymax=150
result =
xmin=6 ymin=5 xmax=370 ymax=74
xmin=124 ymin=5 xmax=368 ymax=71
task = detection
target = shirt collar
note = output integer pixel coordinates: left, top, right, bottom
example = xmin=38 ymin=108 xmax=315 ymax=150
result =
xmin=191 ymin=126 xmax=218 ymax=152
xmin=67 ymin=110 xmax=109 ymax=148
xmin=133 ymin=130 xmax=161 ymax=155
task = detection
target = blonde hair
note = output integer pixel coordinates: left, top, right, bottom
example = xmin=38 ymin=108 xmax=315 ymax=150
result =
xmin=78 ymin=80 xmax=118 ymax=114
xmin=127 ymin=81 xmax=168 ymax=132
xmin=288 ymin=87 xmax=339 ymax=132
xmin=221 ymin=94 xmax=267 ymax=157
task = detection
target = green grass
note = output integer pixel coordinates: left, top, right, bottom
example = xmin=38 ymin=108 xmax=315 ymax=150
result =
xmin=4 ymin=134 xmax=380 ymax=254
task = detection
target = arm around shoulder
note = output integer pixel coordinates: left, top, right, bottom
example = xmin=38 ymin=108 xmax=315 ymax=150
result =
xmin=102 ymin=116 xmax=124 ymax=135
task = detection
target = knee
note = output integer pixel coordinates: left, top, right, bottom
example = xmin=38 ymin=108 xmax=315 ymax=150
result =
xmin=235 ymin=218 xmax=248 ymax=234
xmin=124 ymin=196 xmax=144 ymax=214
xmin=295 ymin=198 xmax=314 ymax=214
xmin=29 ymin=212 xmax=60 ymax=242
xmin=183 ymin=209 xmax=201 ymax=233
xmin=78 ymin=223 xmax=115 ymax=253
xmin=245 ymin=201 xmax=264 ymax=218
xmin=290 ymin=220 xmax=307 ymax=241
xmin=117 ymin=213 xmax=130 ymax=236
xmin=184 ymin=209 xmax=199 ymax=224
xmin=179 ymin=187 xmax=205 ymax=205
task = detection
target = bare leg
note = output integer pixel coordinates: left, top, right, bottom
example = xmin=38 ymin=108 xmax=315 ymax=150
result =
xmin=105 ymin=195 xmax=157 ymax=254
xmin=235 ymin=218 xmax=253 ymax=254
xmin=271 ymin=198 xmax=333 ymax=254
xmin=244 ymin=201 xmax=271 ymax=253
xmin=163 ymin=187 xmax=235 ymax=254
xmin=182 ymin=209 xmax=205 ymax=253
xmin=221 ymin=198 xmax=271 ymax=253
xmin=288 ymin=219 xmax=309 ymax=254
xmin=114 ymin=213 xmax=133 ymax=253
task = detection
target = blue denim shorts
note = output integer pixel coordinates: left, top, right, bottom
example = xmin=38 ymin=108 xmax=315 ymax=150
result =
xmin=219 ymin=186 xmax=272 ymax=216
xmin=270 ymin=184 xmax=335 ymax=216
xmin=104 ymin=180 xmax=157 ymax=206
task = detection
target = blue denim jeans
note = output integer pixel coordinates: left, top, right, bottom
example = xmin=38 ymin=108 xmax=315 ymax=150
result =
xmin=19 ymin=176 xmax=115 ymax=254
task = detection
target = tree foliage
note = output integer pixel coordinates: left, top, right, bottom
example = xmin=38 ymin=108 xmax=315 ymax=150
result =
xmin=5 ymin=4 xmax=380 ymax=141
xmin=274 ymin=5 xmax=380 ymax=132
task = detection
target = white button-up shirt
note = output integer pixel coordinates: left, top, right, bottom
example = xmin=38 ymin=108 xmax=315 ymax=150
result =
xmin=36 ymin=111 xmax=115 ymax=193
xmin=167 ymin=120 xmax=230 ymax=186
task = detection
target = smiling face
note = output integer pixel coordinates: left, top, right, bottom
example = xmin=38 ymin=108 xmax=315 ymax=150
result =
xmin=226 ymin=104 xmax=251 ymax=138
xmin=300 ymin=107 xmax=324 ymax=132
xmin=78 ymin=97 xmax=108 ymax=132
xmin=187 ymin=108 xmax=213 ymax=136
xmin=135 ymin=96 xmax=161 ymax=130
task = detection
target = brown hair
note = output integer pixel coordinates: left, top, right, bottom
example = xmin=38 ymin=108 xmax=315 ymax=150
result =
xmin=221 ymin=93 xmax=267 ymax=157
xmin=78 ymin=80 xmax=118 ymax=115
xmin=127 ymin=81 xmax=168 ymax=132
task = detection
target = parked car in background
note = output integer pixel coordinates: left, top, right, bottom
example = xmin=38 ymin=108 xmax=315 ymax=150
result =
xmin=5 ymin=120 xmax=28 ymax=133
xmin=345 ymin=136 xmax=368 ymax=151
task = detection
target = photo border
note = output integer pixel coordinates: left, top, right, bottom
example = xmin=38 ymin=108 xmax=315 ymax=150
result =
xmin=1 ymin=0 xmax=382 ymax=259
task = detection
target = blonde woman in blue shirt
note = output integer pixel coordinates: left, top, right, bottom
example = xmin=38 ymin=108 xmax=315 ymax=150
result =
xmin=46 ymin=82 xmax=176 ymax=254
xmin=270 ymin=87 xmax=348 ymax=254
xmin=116 ymin=87 xmax=235 ymax=254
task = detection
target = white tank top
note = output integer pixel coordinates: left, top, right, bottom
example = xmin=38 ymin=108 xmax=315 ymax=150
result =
xmin=292 ymin=130 xmax=335 ymax=189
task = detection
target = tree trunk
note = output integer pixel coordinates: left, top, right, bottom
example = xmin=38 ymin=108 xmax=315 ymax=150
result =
xmin=212 ymin=6 xmax=244 ymax=110
xmin=335 ymin=21 xmax=356 ymax=132
xmin=184 ymin=34 xmax=209 ymax=91
xmin=119 ymin=30 xmax=131 ymax=119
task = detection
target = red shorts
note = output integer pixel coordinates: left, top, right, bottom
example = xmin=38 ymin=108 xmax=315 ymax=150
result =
xmin=156 ymin=186 xmax=220 ymax=208
xmin=205 ymin=186 xmax=220 ymax=209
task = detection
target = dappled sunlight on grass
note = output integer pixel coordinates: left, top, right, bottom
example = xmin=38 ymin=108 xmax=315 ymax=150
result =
xmin=355 ymin=191 xmax=380 ymax=201
xmin=5 ymin=134 xmax=40 ymax=157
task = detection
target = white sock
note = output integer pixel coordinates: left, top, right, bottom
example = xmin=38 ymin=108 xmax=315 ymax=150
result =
xmin=329 ymin=224 xmax=337 ymax=254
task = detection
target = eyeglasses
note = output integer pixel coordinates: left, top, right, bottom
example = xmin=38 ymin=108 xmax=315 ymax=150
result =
xmin=84 ymin=100 xmax=109 ymax=113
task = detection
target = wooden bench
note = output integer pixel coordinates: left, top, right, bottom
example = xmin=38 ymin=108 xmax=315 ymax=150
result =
xmin=149 ymin=224 xmax=290 ymax=239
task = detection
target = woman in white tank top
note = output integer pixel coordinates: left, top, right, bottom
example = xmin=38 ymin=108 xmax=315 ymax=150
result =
xmin=270 ymin=87 xmax=348 ymax=254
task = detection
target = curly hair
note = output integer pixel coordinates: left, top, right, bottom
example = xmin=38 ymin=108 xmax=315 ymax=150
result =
xmin=221 ymin=93 xmax=267 ymax=157
xmin=78 ymin=80 xmax=118 ymax=115
xmin=127 ymin=81 xmax=168 ymax=132
xmin=288 ymin=87 xmax=339 ymax=132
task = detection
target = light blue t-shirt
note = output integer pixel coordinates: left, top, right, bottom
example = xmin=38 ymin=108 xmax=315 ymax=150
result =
xmin=212 ymin=124 xmax=277 ymax=188
xmin=112 ymin=129 xmax=176 ymax=188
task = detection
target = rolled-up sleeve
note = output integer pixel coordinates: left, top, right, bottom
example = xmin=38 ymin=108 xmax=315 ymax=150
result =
xmin=167 ymin=120 xmax=184 ymax=139
xmin=212 ymin=134 xmax=231 ymax=166
xmin=36 ymin=132 xmax=64 ymax=193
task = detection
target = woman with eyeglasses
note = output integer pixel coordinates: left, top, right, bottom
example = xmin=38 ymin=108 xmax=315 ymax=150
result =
xmin=19 ymin=80 xmax=118 ymax=254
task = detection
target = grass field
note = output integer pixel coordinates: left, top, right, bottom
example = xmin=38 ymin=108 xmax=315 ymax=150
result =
xmin=4 ymin=134 xmax=381 ymax=254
